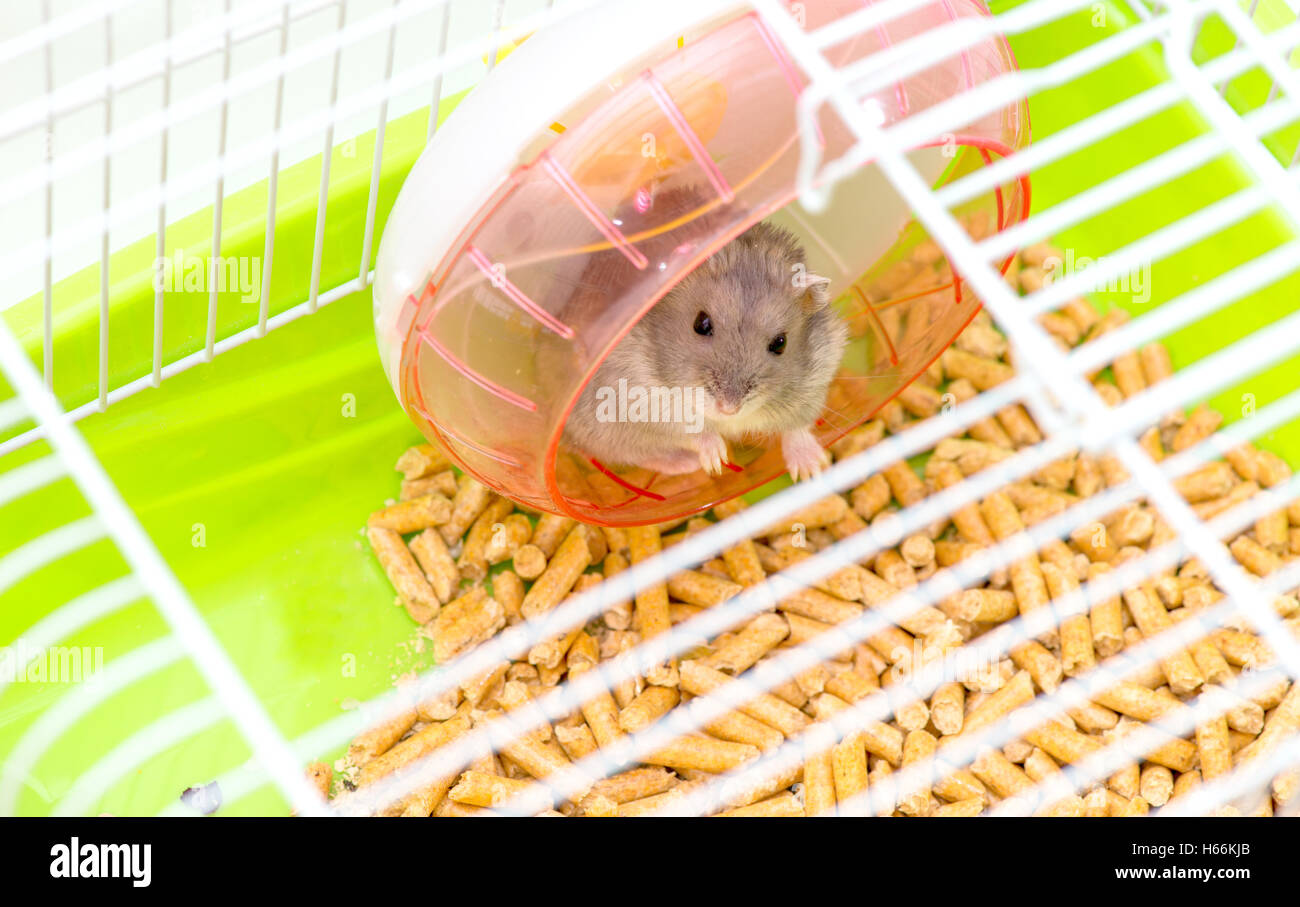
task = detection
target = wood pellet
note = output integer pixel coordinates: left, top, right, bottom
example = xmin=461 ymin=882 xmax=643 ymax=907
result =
xmin=332 ymin=241 xmax=1300 ymax=817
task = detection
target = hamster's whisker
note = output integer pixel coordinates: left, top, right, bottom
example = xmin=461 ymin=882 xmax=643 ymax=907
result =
xmin=817 ymin=401 xmax=854 ymax=423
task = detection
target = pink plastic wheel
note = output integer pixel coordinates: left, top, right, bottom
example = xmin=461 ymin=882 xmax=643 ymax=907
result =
xmin=373 ymin=0 xmax=1030 ymax=526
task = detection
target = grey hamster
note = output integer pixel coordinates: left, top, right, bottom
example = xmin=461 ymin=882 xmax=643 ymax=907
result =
xmin=564 ymin=219 xmax=848 ymax=481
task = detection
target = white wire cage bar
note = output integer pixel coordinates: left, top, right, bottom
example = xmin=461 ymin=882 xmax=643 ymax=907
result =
xmin=2 ymin=0 xmax=1300 ymax=818
xmin=0 ymin=0 xmax=603 ymax=455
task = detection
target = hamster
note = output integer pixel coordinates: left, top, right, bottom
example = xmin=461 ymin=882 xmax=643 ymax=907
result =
xmin=564 ymin=220 xmax=848 ymax=481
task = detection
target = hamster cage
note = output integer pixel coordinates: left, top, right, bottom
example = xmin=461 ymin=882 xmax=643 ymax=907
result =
xmin=2 ymin=0 xmax=1300 ymax=817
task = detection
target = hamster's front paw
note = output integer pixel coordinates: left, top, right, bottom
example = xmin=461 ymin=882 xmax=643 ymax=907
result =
xmin=696 ymin=432 xmax=729 ymax=476
xmin=641 ymin=449 xmax=702 ymax=476
xmin=781 ymin=428 xmax=828 ymax=482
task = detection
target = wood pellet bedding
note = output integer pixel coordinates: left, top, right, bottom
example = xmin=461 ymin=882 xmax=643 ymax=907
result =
xmin=309 ymin=243 xmax=1300 ymax=817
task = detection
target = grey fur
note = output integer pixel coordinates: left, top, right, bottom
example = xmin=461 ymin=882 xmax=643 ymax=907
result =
xmin=564 ymin=220 xmax=848 ymax=474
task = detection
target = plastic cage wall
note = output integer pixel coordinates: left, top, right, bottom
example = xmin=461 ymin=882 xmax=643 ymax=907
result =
xmin=1 ymin=0 xmax=1300 ymax=818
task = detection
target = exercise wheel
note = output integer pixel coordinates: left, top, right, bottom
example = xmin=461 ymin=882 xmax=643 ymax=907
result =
xmin=373 ymin=0 xmax=1031 ymax=526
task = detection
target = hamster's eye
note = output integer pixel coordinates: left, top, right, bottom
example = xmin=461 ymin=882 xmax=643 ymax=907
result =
xmin=768 ymin=333 xmax=787 ymax=355
xmin=693 ymin=311 xmax=713 ymax=336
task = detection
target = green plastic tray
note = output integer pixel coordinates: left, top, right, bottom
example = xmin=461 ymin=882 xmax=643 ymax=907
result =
xmin=2 ymin=1 xmax=1298 ymax=816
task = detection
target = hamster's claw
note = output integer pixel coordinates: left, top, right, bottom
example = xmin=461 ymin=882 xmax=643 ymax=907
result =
xmin=696 ymin=433 xmax=729 ymax=476
xmin=782 ymin=428 xmax=829 ymax=482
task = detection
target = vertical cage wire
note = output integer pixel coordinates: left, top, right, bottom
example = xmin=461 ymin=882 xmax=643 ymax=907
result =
xmin=1 ymin=0 xmax=1299 ymax=816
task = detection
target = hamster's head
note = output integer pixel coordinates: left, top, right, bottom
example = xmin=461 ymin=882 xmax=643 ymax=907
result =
xmin=639 ymin=222 xmax=847 ymax=435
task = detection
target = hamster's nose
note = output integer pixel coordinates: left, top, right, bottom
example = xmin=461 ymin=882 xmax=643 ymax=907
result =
xmin=708 ymin=373 xmax=750 ymax=416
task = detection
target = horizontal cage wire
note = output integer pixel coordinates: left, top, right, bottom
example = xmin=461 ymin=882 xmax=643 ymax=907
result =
xmin=1 ymin=0 xmax=1300 ymax=818
xmin=0 ymin=0 xmax=592 ymax=455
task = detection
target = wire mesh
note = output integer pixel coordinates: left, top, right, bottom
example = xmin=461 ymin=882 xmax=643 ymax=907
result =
xmin=2 ymin=0 xmax=1300 ymax=817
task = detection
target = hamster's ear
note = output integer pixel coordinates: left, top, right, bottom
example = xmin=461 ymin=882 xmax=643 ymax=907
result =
xmin=801 ymin=273 xmax=832 ymax=312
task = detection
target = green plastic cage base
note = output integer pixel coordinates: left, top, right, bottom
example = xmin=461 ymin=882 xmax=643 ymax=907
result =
xmin=4 ymin=0 xmax=1300 ymax=816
